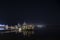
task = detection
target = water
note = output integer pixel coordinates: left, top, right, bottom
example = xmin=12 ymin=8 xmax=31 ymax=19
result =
xmin=0 ymin=25 xmax=60 ymax=40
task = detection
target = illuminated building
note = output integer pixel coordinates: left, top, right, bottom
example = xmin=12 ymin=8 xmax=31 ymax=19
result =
xmin=17 ymin=23 xmax=21 ymax=28
xmin=5 ymin=25 xmax=8 ymax=30
xmin=0 ymin=22 xmax=35 ymax=33
xmin=0 ymin=24 xmax=6 ymax=30
xmin=22 ymin=22 xmax=27 ymax=30
xmin=22 ymin=22 xmax=34 ymax=30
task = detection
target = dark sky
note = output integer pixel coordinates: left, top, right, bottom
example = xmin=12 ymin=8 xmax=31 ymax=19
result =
xmin=0 ymin=0 xmax=60 ymax=25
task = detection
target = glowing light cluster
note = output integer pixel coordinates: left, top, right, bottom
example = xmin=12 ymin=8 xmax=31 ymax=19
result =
xmin=19 ymin=28 xmax=22 ymax=32
xmin=37 ymin=25 xmax=44 ymax=28
xmin=0 ymin=28 xmax=4 ymax=30
xmin=0 ymin=24 xmax=5 ymax=26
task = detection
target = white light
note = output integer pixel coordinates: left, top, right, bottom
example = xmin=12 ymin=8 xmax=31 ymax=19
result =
xmin=0 ymin=28 xmax=4 ymax=30
xmin=37 ymin=25 xmax=44 ymax=28
xmin=0 ymin=24 xmax=5 ymax=26
xmin=19 ymin=28 xmax=22 ymax=32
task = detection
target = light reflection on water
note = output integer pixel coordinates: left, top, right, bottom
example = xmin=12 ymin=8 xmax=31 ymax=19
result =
xmin=22 ymin=31 xmax=34 ymax=36
xmin=0 ymin=25 xmax=60 ymax=40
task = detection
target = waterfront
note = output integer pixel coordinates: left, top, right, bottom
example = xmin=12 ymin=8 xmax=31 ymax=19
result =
xmin=0 ymin=31 xmax=59 ymax=40
xmin=0 ymin=25 xmax=60 ymax=40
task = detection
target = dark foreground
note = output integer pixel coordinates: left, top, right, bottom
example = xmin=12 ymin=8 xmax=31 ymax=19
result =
xmin=0 ymin=25 xmax=60 ymax=40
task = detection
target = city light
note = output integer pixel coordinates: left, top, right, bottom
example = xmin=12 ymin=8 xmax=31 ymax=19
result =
xmin=19 ymin=28 xmax=22 ymax=32
xmin=0 ymin=24 xmax=5 ymax=26
xmin=37 ymin=25 xmax=44 ymax=28
xmin=0 ymin=28 xmax=4 ymax=30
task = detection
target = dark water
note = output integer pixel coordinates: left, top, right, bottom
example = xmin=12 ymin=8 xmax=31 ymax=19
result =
xmin=0 ymin=25 xmax=60 ymax=40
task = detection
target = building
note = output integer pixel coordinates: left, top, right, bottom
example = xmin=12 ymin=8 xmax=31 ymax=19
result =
xmin=0 ymin=24 xmax=6 ymax=30
xmin=0 ymin=22 xmax=35 ymax=33
xmin=22 ymin=22 xmax=35 ymax=30
xmin=17 ymin=23 xmax=21 ymax=28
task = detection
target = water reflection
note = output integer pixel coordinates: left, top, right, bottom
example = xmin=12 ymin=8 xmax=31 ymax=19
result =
xmin=22 ymin=31 xmax=34 ymax=36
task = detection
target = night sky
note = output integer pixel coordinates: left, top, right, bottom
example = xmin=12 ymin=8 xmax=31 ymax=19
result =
xmin=0 ymin=0 xmax=60 ymax=25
